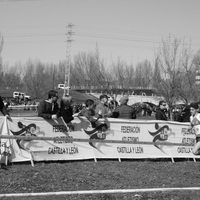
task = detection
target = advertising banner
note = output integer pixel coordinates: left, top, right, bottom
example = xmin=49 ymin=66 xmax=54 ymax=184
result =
xmin=0 ymin=117 xmax=33 ymax=164
xmin=0 ymin=116 xmax=197 ymax=164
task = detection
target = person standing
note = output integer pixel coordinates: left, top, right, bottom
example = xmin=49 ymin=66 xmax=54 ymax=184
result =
xmin=38 ymin=90 xmax=59 ymax=119
xmin=155 ymin=100 xmax=168 ymax=121
xmin=114 ymin=95 xmax=136 ymax=119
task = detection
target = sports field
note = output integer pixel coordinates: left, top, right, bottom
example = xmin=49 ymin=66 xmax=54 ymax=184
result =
xmin=1 ymin=111 xmax=200 ymax=200
xmin=0 ymin=159 xmax=200 ymax=200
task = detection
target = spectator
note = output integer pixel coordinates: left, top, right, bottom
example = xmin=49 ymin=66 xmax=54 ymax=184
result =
xmin=146 ymin=106 xmax=153 ymax=117
xmin=0 ymin=96 xmax=11 ymax=120
xmin=58 ymin=95 xmax=80 ymax=130
xmin=114 ymin=95 xmax=136 ymax=119
xmin=155 ymin=100 xmax=168 ymax=121
xmin=188 ymin=102 xmax=200 ymax=155
xmin=95 ymin=94 xmax=113 ymax=118
xmin=179 ymin=105 xmax=190 ymax=122
xmin=38 ymin=90 xmax=59 ymax=119
xmin=108 ymin=99 xmax=118 ymax=111
xmin=81 ymin=99 xmax=99 ymax=127
xmin=172 ymin=106 xmax=181 ymax=121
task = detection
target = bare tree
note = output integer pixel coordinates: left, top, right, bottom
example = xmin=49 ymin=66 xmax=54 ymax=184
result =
xmin=0 ymin=33 xmax=4 ymax=89
xmin=72 ymin=47 xmax=110 ymax=90
xmin=141 ymin=60 xmax=153 ymax=88
xmin=177 ymin=46 xmax=198 ymax=104
xmin=112 ymin=58 xmax=127 ymax=91
xmin=0 ymin=33 xmax=3 ymax=68
xmin=194 ymin=49 xmax=200 ymax=68
xmin=56 ymin=60 xmax=67 ymax=85
xmin=124 ymin=63 xmax=135 ymax=89
xmin=73 ymin=52 xmax=94 ymax=88
xmin=135 ymin=60 xmax=153 ymax=88
xmin=153 ymin=37 xmax=189 ymax=118
xmin=3 ymin=64 xmax=23 ymax=89
xmin=23 ymin=60 xmax=49 ymax=99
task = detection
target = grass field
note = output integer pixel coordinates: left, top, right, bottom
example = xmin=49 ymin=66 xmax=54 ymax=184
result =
xmin=1 ymin=110 xmax=200 ymax=200
xmin=1 ymin=159 xmax=200 ymax=200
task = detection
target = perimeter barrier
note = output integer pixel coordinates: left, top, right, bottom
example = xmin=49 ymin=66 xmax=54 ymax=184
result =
xmin=8 ymin=105 xmax=38 ymax=111
xmin=0 ymin=116 xmax=197 ymax=165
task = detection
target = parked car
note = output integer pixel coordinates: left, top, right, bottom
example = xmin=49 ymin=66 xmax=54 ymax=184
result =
xmin=13 ymin=91 xmax=31 ymax=101
xmin=57 ymin=84 xmax=70 ymax=90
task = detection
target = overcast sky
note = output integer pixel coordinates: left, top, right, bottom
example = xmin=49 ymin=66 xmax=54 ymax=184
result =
xmin=0 ymin=0 xmax=200 ymax=67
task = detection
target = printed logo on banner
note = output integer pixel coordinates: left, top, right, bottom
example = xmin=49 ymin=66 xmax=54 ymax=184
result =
xmin=11 ymin=122 xmax=38 ymax=150
xmin=84 ymin=123 xmax=111 ymax=151
xmin=10 ymin=120 xmax=78 ymax=156
xmin=148 ymin=123 xmax=175 ymax=152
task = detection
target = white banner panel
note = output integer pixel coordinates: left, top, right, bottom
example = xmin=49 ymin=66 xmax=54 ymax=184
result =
xmin=0 ymin=116 xmax=197 ymax=163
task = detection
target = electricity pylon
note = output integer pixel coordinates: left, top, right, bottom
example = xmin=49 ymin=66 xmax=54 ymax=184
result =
xmin=64 ymin=23 xmax=74 ymax=96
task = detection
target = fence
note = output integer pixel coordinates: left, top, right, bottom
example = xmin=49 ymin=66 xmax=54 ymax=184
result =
xmin=0 ymin=116 xmax=197 ymax=166
xmin=8 ymin=105 xmax=38 ymax=111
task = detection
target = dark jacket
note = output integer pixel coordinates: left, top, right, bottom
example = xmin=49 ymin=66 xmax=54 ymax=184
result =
xmin=38 ymin=100 xmax=59 ymax=119
xmin=58 ymin=106 xmax=74 ymax=124
xmin=179 ymin=106 xmax=190 ymax=122
xmin=114 ymin=104 xmax=136 ymax=119
xmin=155 ymin=107 xmax=168 ymax=121
xmin=0 ymin=96 xmax=9 ymax=116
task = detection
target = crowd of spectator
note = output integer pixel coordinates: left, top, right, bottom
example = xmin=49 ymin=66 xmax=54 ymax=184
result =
xmin=37 ymin=90 xmax=139 ymax=129
xmin=1 ymin=97 xmax=39 ymax=112
xmin=3 ymin=91 xmax=200 ymax=124
xmin=36 ymin=90 xmax=197 ymax=125
xmin=172 ymin=104 xmax=191 ymax=122
xmin=2 ymin=91 xmax=200 ymax=156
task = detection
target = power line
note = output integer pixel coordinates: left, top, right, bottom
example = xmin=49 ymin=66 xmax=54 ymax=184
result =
xmin=1 ymin=24 xmax=200 ymax=51
xmin=2 ymin=24 xmax=200 ymax=41
xmin=74 ymin=33 xmax=200 ymax=47
xmin=3 ymin=31 xmax=200 ymax=47
xmin=3 ymin=36 xmax=200 ymax=50
xmin=3 ymin=39 xmax=155 ymax=51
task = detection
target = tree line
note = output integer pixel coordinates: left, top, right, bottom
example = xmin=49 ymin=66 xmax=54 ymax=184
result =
xmin=0 ymin=34 xmax=200 ymax=108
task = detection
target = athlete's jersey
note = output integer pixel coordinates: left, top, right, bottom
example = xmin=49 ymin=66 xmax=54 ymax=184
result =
xmin=190 ymin=113 xmax=200 ymax=137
